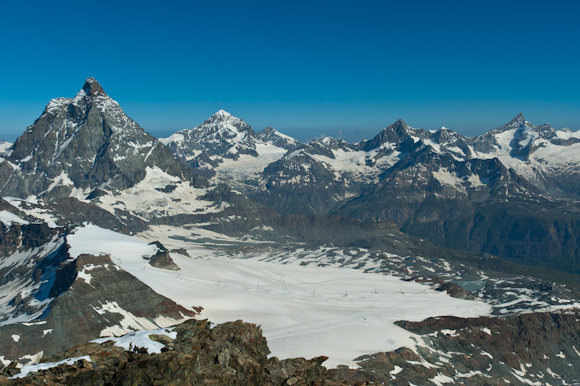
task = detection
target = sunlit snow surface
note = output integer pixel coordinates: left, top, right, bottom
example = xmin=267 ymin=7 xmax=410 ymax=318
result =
xmin=10 ymin=356 xmax=91 ymax=379
xmin=67 ymin=225 xmax=491 ymax=367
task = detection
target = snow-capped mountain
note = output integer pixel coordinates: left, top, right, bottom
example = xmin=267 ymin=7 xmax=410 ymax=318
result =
xmin=208 ymin=114 xmax=580 ymax=274
xmin=251 ymin=119 xmax=474 ymax=214
xmin=161 ymin=110 xmax=301 ymax=185
xmin=161 ymin=109 xmax=257 ymax=160
xmin=250 ymin=114 xmax=580 ymax=213
xmin=0 ymin=78 xmax=195 ymax=202
xmin=468 ymin=113 xmax=580 ymax=199
xmin=256 ymin=126 xmax=301 ymax=150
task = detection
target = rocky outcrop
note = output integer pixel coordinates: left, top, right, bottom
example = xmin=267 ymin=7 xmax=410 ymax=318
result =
xmin=0 ymin=319 xmax=354 ymax=385
xmin=146 ymin=241 xmax=180 ymax=270
xmin=5 ymin=311 xmax=580 ymax=385
xmin=435 ymin=283 xmax=476 ymax=300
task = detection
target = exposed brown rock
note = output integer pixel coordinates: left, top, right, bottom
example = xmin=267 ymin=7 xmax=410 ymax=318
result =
xmin=147 ymin=241 xmax=180 ymax=270
xmin=0 ymin=319 xmax=358 ymax=386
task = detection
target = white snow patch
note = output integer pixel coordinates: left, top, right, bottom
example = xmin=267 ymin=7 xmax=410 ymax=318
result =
xmin=390 ymin=365 xmax=403 ymax=376
xmin=431 ymin=373 xmax=454 ymax=385
xmin=10 ymin=356 xmax=91 ymax=379
xmin=92 ymin=328 xmax=176 ymax=354
xmin=432 ymin=168 xmax=465 ymax=192
xmin=159 ymin=133 xmax=184 ymax=145
xmin=216 ymin=142 xmax=288 ymax=180
xmin=0 ymin=141 xmax=13 ymax=155
xmin=0 ymin=211 xmax=29 ymax=226
xmin=95 ymin=167 xmax=217 ymax=220
xmin=22 ymin=321 xmax=47 ymax=326
xmin=91 ymin=300 xmax=165 ymax=337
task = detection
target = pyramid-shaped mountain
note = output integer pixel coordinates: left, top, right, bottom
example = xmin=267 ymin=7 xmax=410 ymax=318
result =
xmin=0 ymin=78 xmax=194 ymax=201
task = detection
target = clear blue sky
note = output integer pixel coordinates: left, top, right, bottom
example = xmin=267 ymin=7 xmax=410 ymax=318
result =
xmin=1 ymin=0 xmax=579 ymax=143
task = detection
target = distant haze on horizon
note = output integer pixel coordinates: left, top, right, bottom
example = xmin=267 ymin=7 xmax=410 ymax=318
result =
xmin=1 ymin=0 xmax=579 ymax=143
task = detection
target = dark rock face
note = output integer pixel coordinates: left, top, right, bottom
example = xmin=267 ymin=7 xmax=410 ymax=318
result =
xmin=253 ymin=151 xmax=357 ymax=215
xmin=0 ymin=319 xmax=352 ymax=386
xmin=0 ymin=78 xmax=196 ymax=201
xmin=146 ymin=241 xmax=180 ymax=270
xmin=48 ymin=197 xmax=148 ymax=234
xmin=0 ymin=217 xmax=68 ymax=324
xmin=0 ymin=254 xmax=199 ymax=361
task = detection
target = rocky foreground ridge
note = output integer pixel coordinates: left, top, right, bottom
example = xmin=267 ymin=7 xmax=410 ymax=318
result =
xmin=0 ymin=319 xmax=352 ymax=386
xmin=3 ymin=311 xmax=580 ymax=385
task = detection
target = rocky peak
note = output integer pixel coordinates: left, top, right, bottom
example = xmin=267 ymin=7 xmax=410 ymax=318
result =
xmin=359 ymin=118 xmax=419 ymax=152
xmin=0 ymin=79 xmax=194 ymax=200
xmin=510 ymin=112 xmax=525 ymax=126
xmin=71 ymin=77 xmax=112 ymax=108
xmin=162 ymin=110 xmax=258 ymax=163
xmin=493 ymin=113 xmax=529 ymax=134
xmin=257 ymin=126 xmax=281 ymax=141
xmin=202 ymin=109 xmax=252 ymax=134
xmin=82 ymin=77 xmax=106 ymax=98
xmin=429 ymin=126 xmax=461 ymax=144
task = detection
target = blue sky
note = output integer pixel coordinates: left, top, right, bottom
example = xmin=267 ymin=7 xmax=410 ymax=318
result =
xmin=1 ymin=0 xmax=579 ymax=143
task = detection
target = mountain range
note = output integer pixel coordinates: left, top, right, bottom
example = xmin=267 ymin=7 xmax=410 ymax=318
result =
xmin=159 ymin=106 xmax=580 ymax=274
xmin=2 ymin=78 xmax=580 ymax=385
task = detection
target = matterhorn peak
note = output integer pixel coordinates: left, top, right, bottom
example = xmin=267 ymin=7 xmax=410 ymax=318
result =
xmin=71 ymin=77 xmax=112 ymax=106
xmin=0 ymin=78 xmax=194 ymax=200
xmin=82 ymin=77 xmax=107 ymax=97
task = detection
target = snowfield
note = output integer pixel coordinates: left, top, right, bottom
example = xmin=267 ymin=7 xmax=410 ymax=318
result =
xmin=67 ymin=224 xmax=492 ymax=367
